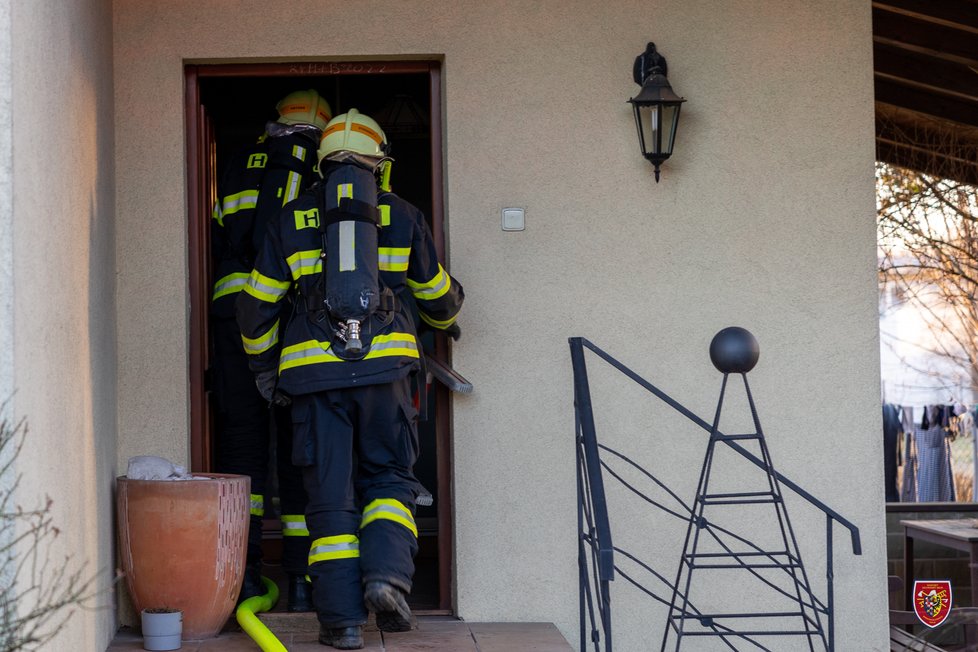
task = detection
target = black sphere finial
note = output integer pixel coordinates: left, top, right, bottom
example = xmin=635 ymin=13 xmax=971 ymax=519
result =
xmin=709 ymin=327 xmax=759 ymax=374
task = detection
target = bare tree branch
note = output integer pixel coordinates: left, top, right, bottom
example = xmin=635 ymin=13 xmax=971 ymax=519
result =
xmin=878 ymin=161 xmax=978 ymax=402
xmin=0 ymin=411 xmax=106 ymax=652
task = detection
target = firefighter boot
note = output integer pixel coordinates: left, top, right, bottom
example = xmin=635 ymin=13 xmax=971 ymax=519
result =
xmin=364 ymin=580 xmax=412 ymax=632
xmin=319 ymin=624 xmax=363 ymax=650
xmin=237 ymin=561 xmax=264 ymax=604
xmin=287 ymin=574 xmax=314 ymax=612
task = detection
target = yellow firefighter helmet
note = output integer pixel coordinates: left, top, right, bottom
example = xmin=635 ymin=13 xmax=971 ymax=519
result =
xmin=276 ymin=89 xmax=333 ymax=131
xmin=317 ymin=109 xmax=390 ymax=164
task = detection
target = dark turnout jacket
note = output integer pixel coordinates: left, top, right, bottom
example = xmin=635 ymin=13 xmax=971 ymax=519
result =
xmin=211 ymin=125 xmax=320 ymax=318
xmin=236 ymin=186 xmax=464 ymax=396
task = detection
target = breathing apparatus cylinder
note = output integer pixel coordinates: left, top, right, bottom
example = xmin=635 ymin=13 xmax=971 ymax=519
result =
xmin=321 ymin=163 xmax=381 ymax=353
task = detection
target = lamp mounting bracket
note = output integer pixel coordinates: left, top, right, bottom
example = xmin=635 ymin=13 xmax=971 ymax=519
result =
xmin=633 ymin=42 xmax=668 ymax=85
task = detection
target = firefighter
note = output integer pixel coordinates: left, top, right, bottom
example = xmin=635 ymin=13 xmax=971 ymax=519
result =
xmin=236 ymin=109 xmax=464 ymax=650
xmin=211 ymin=89 xmax=332 ymax=611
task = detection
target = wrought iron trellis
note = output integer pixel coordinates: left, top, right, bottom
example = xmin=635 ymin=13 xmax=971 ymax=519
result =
xmin=571 ymin=336 xmax=862 ymax=651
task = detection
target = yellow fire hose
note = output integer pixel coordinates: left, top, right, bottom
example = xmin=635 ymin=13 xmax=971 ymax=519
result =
xmin=236 ymin=576 xmax=287 ymax=652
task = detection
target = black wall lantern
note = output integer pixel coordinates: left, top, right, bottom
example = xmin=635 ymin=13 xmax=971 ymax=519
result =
xmin=629 ymin=42 xmax=686 ymax=182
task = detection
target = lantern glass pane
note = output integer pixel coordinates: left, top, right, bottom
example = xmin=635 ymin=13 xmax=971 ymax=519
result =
xmin=636 ymin=105 xmax=663 ymax=156
xmin=632 ymin=105 xmax=647 ymax=156
xmin=662 ymin=104 xmax=680 ymax=155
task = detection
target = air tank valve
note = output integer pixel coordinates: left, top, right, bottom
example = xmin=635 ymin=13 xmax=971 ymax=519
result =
xmin=345 ymin=319 xmax=362 ymax=352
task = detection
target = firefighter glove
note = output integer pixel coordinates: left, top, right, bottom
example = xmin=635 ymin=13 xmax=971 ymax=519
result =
xmin=255 ymin=370 xmax=291 ymax=407
xmin=445 ymin=323 xmax=461 ymax=341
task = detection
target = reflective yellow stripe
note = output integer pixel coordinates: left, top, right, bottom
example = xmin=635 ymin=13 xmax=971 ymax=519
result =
xmin=360 ymin=498 xmax=417 ymax=538
xmin=279 ymin=340 xmax=344 ymax=371
xmin=364 ymin=333 xmax=420 ymax=360
xmin=250 ymin=494 xmax=264 ymax=517
xmin=338 ymin=221 xmax=356 ymax=272
xmin=419 ymin=311 xmax=458 ymax=329
xmin=378 ymin=247 xmax=410 ymax=272
xmin=212 ymin=201 xmax=224 ymax=228
xmin=379 ymin=204 xmax=391 ymax=227
xmin=212 ymin=272 xmax=250 ymax=301
xmin=408 ymin=265 xmax=451 ymax=300
xmin=337 ymin=183 xmax=353 ymax=202
xmin=292 ymin=145 xmax=307 ymax=162
xmin=283 ymin=171 xmax=301 ymax=205
xmin=244 ymin=269 xmax=291 ymax=303
xmin=222 ymin=190 xmax=259 ymax=217
xmin=286 ymin=249 xmax=323 ymax=280
xmin=281 ymin=514 xmax=309 ymax=537
xmin=241 ymin=319 xmax=279 ymax=355
xmin=279 ymin=333 xmax=419 ymax=372
xmin=309 ymin=534 xmax=359 ymax=564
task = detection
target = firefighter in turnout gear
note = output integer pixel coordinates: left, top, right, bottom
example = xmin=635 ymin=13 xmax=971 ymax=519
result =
xmin=236 ymin=109 xmax=464 ymax=650
xmin=211 ymin=89 xmax=332 ymax=611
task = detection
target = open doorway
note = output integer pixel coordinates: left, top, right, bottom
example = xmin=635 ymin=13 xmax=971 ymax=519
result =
xmin=185 ymin=61 xmax=453 ymax=612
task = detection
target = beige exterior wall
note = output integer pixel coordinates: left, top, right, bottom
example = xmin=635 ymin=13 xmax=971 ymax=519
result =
xmin=113 ymin=1 xmax=885 ymax=648
xmin=0 ymin=0 xmax=10 ymax=405
xmin=8 ymin=0 xmax=117 ymax=650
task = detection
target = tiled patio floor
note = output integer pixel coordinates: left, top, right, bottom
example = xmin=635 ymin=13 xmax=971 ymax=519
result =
xmin=107 ymin=615 xmax=572 ymax=651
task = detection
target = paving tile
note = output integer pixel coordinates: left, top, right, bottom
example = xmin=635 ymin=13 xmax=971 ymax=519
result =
xmin=414 ymin=620 xmax=473 ymax=634
xmin=105 ymin=637 xmax=150 ymax=651
xmin=258 ymin=611 xmax=320 ymax=634
xmin=469 ymin=622 xmax=573 ymax=651
xmin=107 ymin=619 xmax=572 ymax=651
xmin=196 ymin=632 xmax=259 ymax=650
xmin=107 ymin=627 xmax=202 ymax=651
xmin=104 ymin=628 xmax=143 ymax=651
xmin=382 ymin=626 xmax=478 ymax=651
xmin=290 ymin=627 xmax=385 ymax=650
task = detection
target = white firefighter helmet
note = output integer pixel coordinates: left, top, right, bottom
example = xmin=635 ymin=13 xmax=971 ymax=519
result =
xmin=276 ymin=89 xmax=333 ymax=131
xmin=317 ymin=109 xmax=390 ymax=167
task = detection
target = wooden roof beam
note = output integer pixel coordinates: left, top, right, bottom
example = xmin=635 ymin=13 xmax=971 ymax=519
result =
xmin=875 ymin=103 xmax=978 ymax=185
xmin=876 ymin=139 xmax=978 ymax=186
xmin=873 ymin=8 xmax=978 ymax=68
xmin=876 ymin=112 xmax=978 ymax=161
xmin=874 ymin=42 xmax=978 ymax=104
xmin=875 ymin=77 xmax=978 ymax=129
xmin=873 ymin=0 xmax=978 ymax=33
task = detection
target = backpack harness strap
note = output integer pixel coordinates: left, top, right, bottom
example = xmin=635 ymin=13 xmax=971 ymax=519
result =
xmin=321 ymin=197 xmax=382 ymax=228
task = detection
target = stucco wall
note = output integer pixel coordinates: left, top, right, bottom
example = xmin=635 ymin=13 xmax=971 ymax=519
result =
xmin=114 ymin=1 xmax=885 ymax=648
xmin=10 ymin=0 xmax=116 ymax=649
xmin=0 ymin=0 xmax=8 ymax=408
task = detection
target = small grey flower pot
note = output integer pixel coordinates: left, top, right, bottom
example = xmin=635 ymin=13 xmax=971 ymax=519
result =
xmin=141 ymin=608 xmax=182 ymax=651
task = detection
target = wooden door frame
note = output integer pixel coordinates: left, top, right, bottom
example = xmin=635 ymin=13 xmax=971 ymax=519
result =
xmin=184 ymin=60 xmax=453 ymax=612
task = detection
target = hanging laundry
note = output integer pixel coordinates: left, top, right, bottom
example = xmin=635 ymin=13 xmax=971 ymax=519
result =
xmin=915 ymin=405 xmax=955 ymax=502
xmin=900 ymin=406 xmax=918 ymax=503
xmin=953 ymin=405 xmax=978 ymax=501
xmin=882 ymin=403 xmax=901 ymax=502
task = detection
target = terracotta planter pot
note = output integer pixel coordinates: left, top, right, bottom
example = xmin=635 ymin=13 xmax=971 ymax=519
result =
xmin=117 ymin=473 xmax=250 ymax=639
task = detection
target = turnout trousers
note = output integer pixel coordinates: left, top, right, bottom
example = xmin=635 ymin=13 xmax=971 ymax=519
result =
xmin=292 ymin=377 xmax=420 ymax=628
xmin=211 ymin=315 xmax=310 ymax=575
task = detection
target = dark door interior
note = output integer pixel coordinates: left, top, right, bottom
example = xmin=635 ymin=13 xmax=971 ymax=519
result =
xmin=186 ymin=62 xmax=452 ymax=612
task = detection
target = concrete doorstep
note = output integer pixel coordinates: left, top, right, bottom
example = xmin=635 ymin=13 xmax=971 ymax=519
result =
xmin=108 ymin=614 xmax=574 ymax=651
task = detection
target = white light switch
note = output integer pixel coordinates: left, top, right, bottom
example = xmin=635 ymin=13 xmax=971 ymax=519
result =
xmin=502 ymin=207 xmax=525 ymax=231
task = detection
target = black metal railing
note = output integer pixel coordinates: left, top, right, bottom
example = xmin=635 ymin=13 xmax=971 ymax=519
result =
xmin=572 ymin=337 xmax=862 ymax=652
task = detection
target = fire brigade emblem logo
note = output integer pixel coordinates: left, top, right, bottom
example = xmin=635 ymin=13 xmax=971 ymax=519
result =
xmin=913 ymin=580 xmax=952 ymax=628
